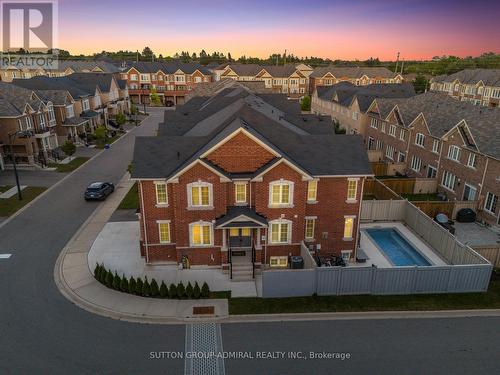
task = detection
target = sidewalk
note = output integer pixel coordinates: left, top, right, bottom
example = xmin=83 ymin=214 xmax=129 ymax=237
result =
xmin=54 ymin=173 xmax=228 ymax=324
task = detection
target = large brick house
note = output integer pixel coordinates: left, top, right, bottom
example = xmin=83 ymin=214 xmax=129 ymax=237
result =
xmin=430 ymin=69 xmax=500 ymax=107
xmin=309 ymin=66 xmax=404 ymax=94
xmin=131 ymin=84 xmax=371 ymax=278
xmin=120 ymin=62 xmax=212 ymax=106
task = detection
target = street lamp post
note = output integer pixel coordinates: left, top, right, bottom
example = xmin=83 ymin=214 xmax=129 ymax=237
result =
xmin=8 ymin=130 xmax=32 ymax=201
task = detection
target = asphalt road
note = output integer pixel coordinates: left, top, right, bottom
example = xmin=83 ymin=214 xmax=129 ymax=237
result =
xmin=1 ymin=107 xmax=499 ymax=375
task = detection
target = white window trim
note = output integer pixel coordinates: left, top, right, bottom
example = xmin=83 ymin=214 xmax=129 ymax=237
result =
xmin=268 ymin=218 xmax=292 ymax=244
xmin=304 ymin=218 xmax=316 ymax=241
xmin=467 ymin=153 xmax=476 ymax=169
xmin=447 ymin=145 xmax=461 ymax=162
xmin=441 ymin=170 xmax=456 ymax=192
xmin=157 ymin=220 xmax=171 ymax=244
xmin=154 ymin=181 xmax=168 ymax=206
xmin=346 ymin=178 xmax=359 ymax=203
xmin=268 ymin=180 xmax=294 ymax=208
xmin=432 ymin=139 xmax=440 ymax=154
xmin=415 ymin=133 xmax=425 ymax=148
xmin=188 ymin=221 xmax=214 ymax=247
xmin=307 ymin=179 xmax=318 ymax=203
xmin=187 ymin=181 xmax=213 ymax=209
xmin=343 ymin=215 xmax=356 ymax=241
xmin=234 ymin=182 xmax=247 ymax=204
xmin=484 ymin=192 xmax=498 ymax=215
xmin=270 ymin=256 xmax=288 ymax=268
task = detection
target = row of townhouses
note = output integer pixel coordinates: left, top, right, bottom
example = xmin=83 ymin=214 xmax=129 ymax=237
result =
xmin=0 ymin=73 xmax=129 ymax=169
xmin=430 ymin=69 xmax=500 ymax=107
xmin=131 ymin=83 xmax=371 ymax=275
xmin=0 ymin=60 xmax=121 ymax=82
xmin=312 ymin=84 xmax=500 ymax=227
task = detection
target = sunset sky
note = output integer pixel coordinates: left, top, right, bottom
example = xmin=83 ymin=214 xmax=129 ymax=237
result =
xmin=57 ymin=0 xmax=500 ymax=60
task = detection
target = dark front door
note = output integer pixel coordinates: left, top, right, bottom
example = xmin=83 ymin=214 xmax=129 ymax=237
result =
xmin=229 ymin=228 xmax=251 ymax=249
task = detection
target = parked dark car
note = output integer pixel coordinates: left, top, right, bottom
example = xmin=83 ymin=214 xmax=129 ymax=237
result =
xmin=84 ymin=182 xmax=114 ymax=201
xmin=456 ymin=208 xmax=477 ymax=223
xmin=434 ymin=213 xmax=455 ymax=235
xmin=165 ymin=100 xmax=175 ymax=107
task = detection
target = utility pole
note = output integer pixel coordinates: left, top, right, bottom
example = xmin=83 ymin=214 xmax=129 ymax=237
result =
xmin=394 ymin=51 xmax=400 ymax=73
xmin=400 ymin=58 xmax=405 ymax=74
xmin=284 ymin=49 xmax=287 ymax=65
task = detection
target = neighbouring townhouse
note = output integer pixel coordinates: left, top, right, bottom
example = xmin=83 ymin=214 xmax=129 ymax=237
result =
xmin=217 ymin=63 xmax=313 ymax=98
xmin=430 ymin=69 xmax=500 ymax=107
xmin=13 ymin=73 xmax=129 ymax=144
xmin=120 ymin=62 xmax=212 ymax=106
xmin=311 ymin=82 xmax=416 ymax=136
xmin=0 ymin=59 xmax=121 ymax=82
xmin=309 ymin=66 xmax=404 ymax=94
xmin=0 ymin=82 xmax=59 ymax=168
xmin=365 ymin=92 xmax=500 ymax=227
xmin=131 ymin=83 xmax=371 ymax=278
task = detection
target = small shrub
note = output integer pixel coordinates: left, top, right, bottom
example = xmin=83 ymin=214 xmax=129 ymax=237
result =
xmin=129 ymin=276 xmax=136 ymax=294
xmin=115 ymin=113 xmax=126 ymax=125
xmin=193 ymin=282 xmax=201 ymax=299
xmin=201 ymin=282 xmax=210 ymax=298
xmin=150 ymin=279 xmax=159 ymax=297
xmin=99 ymin=266 xmax=108 ymax=284
xmin=186 ymin=282 xmax=194 ymax=299
xmin=177 ymin=282 xmax=186 ymax=299
xmin=93 ymin=263 xmax=100 ymax=279
xmin=135 ymin=277 xmax=143 ymax=295
xmin=142 ymin=277 xmax=151 ymax=297
xmin=105 ymin=270 xmax=114 ymax=288
xmin=169 ymin=283 xmax=177 ymax=299
xmin=159 ymin=281 xmax=168 ymax=298
xmin=120 ymin=274 xmax=129 ymax=292
xmin=112 ymin=272 xmax=121 ymax=290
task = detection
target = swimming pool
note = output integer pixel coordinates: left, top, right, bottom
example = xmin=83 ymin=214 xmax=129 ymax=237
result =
xmin=364 ymin=228 xmax=431 ymax=266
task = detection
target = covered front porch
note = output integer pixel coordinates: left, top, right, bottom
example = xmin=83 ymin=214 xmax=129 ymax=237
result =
xmin=216 ymin=206 xmax=268 ymax=281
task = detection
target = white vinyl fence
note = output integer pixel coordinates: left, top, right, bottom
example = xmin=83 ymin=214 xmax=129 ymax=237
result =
xmin=262 ymin=200 xmax=492 ymax=298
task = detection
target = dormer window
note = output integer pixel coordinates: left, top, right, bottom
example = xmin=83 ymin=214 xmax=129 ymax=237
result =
xmin=82 ymin=99 xmax=90 ymax=111
xmin=269 ymin=180 xmax=294 ymax=207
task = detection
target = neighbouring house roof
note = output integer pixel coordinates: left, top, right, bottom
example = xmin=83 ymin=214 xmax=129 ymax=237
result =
xmin=430 ymin=69 xmax=500 ymax=86
xmin=81 ymin=110 xmax=100 ymax=118
xmin=0 ymin=81 xmax=44 ymax=116
xmin=63 ymin=116 xmax=89 ymax=126
xmin=13 ymin=76 xmax=93 ymax=98
xmin=126 ymin=61 xmax=211 ymax=75
xmin=375 ymin=92 xmax=500 ymax=159
xmin=56 ymin=60 xmax=121 ymax=74
xmin=258 ymin=65 xmax=301 ymax=78
xmin=316 ymin=82 xmax=416 ymax=112
xmin=215 ymin=206 xmax=268 ymax=228
xmin=310 ymin=66 xmax=399 ymax=79
xmin=221 ymin=64 xmax=262 ymax=77
xmin=131 ymin=82 xmax=372 ymax=179
xmin=33 ymin=90 xmax=72 ymax=105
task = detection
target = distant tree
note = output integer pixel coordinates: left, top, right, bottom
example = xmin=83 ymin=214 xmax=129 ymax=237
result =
xmin=227 ymin=52 xmax=232 ymax=62
xmin=300 ymin=95 xmax=311 ymax=111
xmin=142 ymin=46 xmax=154 ymax=60
xmin=413 ymin=74 xmax=429 ymax=94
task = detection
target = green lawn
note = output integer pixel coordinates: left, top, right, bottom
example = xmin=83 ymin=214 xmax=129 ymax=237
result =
xmin=402 ymin=193 xmax=440 ymax=201
xmin=0 ymin=187 xmax=47 ymax=217
xmin=117 ymin=182 xmax=139 ymax=210
xmin=0 ymin=185 xmax=13 ymax=193
xmin=49 ymin=157 xmax=89 ymax=173
xmin=228 ymin=270 xmax=500 ymax=315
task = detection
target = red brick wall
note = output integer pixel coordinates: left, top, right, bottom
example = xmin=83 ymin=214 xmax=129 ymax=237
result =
xmin=138 ymin=159 xmax=364 ymax=265
xmin=205 ymin=132 xmax=275 ymax=173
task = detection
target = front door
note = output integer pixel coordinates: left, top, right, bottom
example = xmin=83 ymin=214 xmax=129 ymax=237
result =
xmin=229 ymin=228 xmax=252 ymax=250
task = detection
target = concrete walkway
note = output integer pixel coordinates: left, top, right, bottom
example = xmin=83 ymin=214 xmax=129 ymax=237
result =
xmin=0 ymin=185 xmax=27 ymax=199
xmin=54 ymin=173 xmax=228 ymax=324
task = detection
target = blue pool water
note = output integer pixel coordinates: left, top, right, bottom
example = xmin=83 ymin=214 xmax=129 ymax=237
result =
xmin=365 ymin=228 xmax=431 ymax=266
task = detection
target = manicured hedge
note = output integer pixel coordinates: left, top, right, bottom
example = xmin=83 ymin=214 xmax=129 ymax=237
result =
xmin=93 ymin=263 xmax=210 ymax=299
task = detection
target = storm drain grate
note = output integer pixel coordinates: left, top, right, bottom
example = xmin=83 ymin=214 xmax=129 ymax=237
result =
xmin=185 ymin=323 xmax=225 ymax=375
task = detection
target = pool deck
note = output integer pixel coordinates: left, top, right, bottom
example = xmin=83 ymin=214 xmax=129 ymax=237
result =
xmin=354 ymin=222 xmax=447 ymax=268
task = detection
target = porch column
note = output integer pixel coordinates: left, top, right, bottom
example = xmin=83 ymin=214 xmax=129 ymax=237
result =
xmin=222 ymin=229 xmax=227 ymax=251
xmin=256 ymin=228 xmax=262 ymax=249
